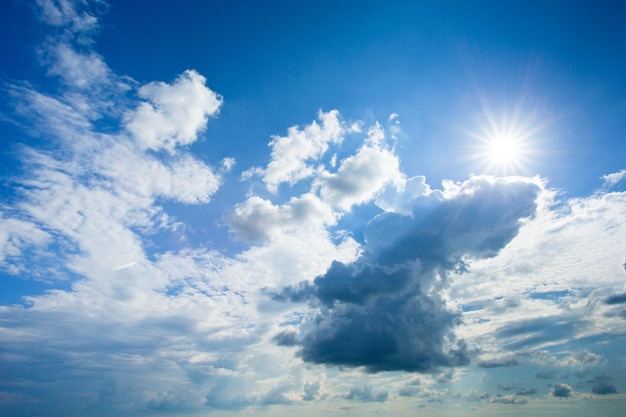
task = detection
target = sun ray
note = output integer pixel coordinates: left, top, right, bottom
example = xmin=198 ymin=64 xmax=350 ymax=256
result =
xmin=466 ymin=107 xmax=543 ymax=175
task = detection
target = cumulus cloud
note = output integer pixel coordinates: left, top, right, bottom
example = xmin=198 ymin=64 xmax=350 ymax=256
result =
xmin=592 ymin=381 xmax=617 ymax=395
xmin=228 ymin=194 xmax=336 ymax=242
xmin=345 ymin=385 xmax=389 ymax=402
xmin=558 ymin=350 xmax=603 ymax=368
xmin=124 ymin=70 xmax=222 ymax=152
xmin=276 ymin=176 xmax=541 ymax=372
xmin=551 ymin=383 xmax=573 ymax=398
xmin=376 ymin=175 xmax=442 ymax=215
xmin=254 ymin=110 xmax=348 ymax=192
xmin=314 ymin=123 xmax=403 ymax=211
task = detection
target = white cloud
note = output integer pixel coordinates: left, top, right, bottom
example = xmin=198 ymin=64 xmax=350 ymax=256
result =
xmin=0 ymin=215 xmax=50 ymax=274
xmin=36 ymin=0 xmax=100 ymax=34
xmin=453 ymin=186 xmax=626 ymax=356
xmin=259 ymin=110 xmax=347 ymax=192
xmin=376 ymin=175 xmax=443 ymax=215
xmin=124 ymin=70 xmax=222 ymax=152
xmin=602 ymin=169 xmax=626 ymax=188
xmin=228 ymin=193 xmax=337 ymax=242
xmin=315 ymin=124 xmax=403 ymax=211
xmin=47 ymin=43 xmax=112 ymax=90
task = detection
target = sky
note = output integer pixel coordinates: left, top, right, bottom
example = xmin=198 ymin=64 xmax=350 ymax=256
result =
xmin=1 ymin=0 xmax=626 ymax=416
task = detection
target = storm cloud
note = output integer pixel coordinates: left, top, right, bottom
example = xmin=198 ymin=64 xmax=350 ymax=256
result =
xmin=276 ymin=177 xmax=541 ymax=372
xmin=605 ymin=293 xmax=626 ymax=305
xmin=552 ymin=383 xmax=573 ymax=398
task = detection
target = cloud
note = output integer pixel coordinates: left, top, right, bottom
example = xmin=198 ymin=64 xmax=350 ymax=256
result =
xmin=376 ymin=175 xmax=442 ymax=215
xmin=592 ymin=381 xmax=617 ymax=395
xmin=488 ymin=394 xmax=528 ymax=404
xmin=124 ymin=70 xmax=222 ymax=152
xmin=314 ymin=123 xmax=403 ymax=211
xmin=36 ymin=0 xmax=101 ymax=35
xmin=302 ymin=381 xmax=321 ymax=401
xmin=345 ymin=385 xmax=389 ymax=402
xmin=46 ymin=43 xmax=113 ymax=90
xmin=551 ymin=383 xmax=573 ymax=398
xmin=0 ymin=215 xmax=50 ymax=274
xmin=558 ymin=350 xmax=603 ymax=368
xmin=276 ymin=176 xmax=541 ymax=372
xmin=601 ymin=169 xmax=626 ymax=188
xmin=605 ymin=293 xmax=626 ymax=305
xmin=494 ymin=316 xmax=589 ymax=351
xmin=477 ymin=356 xmax=520 ymax=368
xmin=253 ymin=110 xmax=349 ymax=192
xmin=227 ymin=193 xmax=336 ymax=242
xmin=273 ymin=329 xmax=299 ymax=347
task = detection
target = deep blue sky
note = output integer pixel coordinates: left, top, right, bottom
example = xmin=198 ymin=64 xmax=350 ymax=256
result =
xmin=1 ymin=1 xmax=626 ymax=416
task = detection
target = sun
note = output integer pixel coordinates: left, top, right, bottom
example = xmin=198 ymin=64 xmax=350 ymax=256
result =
xmin=487 ymin=130 xmax=522 ymax=166
xmin=469 ymin=112 xmax=536 ymax=174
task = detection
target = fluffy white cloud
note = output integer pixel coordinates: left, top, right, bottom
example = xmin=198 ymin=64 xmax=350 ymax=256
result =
xmin=376 ymin=175 xmax=443 ymax=215
xmin=228 ymin=193 xmax=337 ymax=242
xmin=124 ymin=70 xmax=222 ymax=152
xmin=315 ymin=124 xmax=403 ymax=211
xmin=256 ymin=110 xmax=349 ymax=192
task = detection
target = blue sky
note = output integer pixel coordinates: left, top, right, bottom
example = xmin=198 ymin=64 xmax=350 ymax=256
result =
xmin=1 ymin=0 xmax=626 ymax=416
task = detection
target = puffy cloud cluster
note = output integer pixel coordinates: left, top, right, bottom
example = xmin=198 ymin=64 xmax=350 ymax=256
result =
xmin=552 ymin=383 xmax=573 ymax=398
xmin=249 ymin=109 xmax=348 ymax=192
xmin=229 ymin=112 xmax=406 ymax=244
xmin=275 ymin=176 xmax=542 ymax=372
xmin=125 ymin=70 xmax=222 ymax=152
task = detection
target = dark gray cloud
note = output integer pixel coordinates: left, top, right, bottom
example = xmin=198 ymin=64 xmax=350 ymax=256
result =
xmin=605 ymin=293 xmax=626 ymax=305
xmin=477 ymin=357 xmax=520 ymax=368
xmin=552 ymin=383 xmax=573 ymax=398
xmin=275 ymin=177 xmax=541 ymax=372
xmin=592 ymin=381 xmax=617 ymax=395
xmin=273 ymin=329 xmax=299 ymax=346
xmin=590 ymin=376 xmax=617 ymax=395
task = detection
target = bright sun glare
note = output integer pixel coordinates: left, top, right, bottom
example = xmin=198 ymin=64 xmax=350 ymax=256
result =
xmin=487 ymin=132 xmax=521 ymax=165
xmin=470 ymin=112 xmax=538 ymax=174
